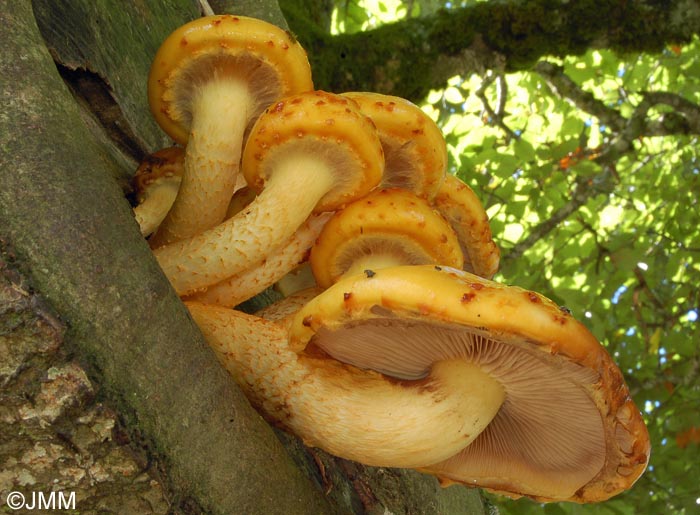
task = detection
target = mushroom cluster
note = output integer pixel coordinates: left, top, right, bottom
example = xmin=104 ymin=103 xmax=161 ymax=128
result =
xmin=133 ymin=14 xmax=650 ymax=505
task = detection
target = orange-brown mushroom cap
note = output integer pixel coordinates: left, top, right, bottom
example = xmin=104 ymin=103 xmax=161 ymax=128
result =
xmin=342 ymin=92 xmax=447 ymax=200
xmin=309 ymin=188 xmax=464 ymax=288
xmin=288 ymin=265 xmax=650 ymax=502
xmin=242 ymin=90 xmax=384 ymax=213
xmin=148 ymin=14 xmax=313 ymax=145
xmin=433 ymin=174 xmax=500 ymax=278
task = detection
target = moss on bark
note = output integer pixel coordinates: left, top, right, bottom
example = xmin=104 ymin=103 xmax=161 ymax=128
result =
xmin=283 ymin=0 xmax=700 ymax=101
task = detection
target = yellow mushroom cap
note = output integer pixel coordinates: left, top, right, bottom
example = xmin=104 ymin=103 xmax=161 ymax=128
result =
xmin=132 ymin=146 xmax=184 ymax=200
xmin=309 ymin=188 xmax=464 ymax=288
xmin=342 ymin=91 xmax=447 ymax=200
xmin=433 ymin=174 xmax=500 ymax=278
xmin=242 ymin=90 xmax=384 ymax=212
xmin=148 ymin=15 xmax=313 ymax=144
xmin=288 ymin=265 xmax=650 ymax=503
xmin=131 ymin=146 xmax=185 ymax=237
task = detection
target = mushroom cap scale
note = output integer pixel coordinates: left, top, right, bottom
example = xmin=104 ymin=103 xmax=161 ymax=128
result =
xmin=242 ymin=90 xmax=384 ymax=213
xmin=288 ymin=265 xmax=650 ymax=503
xmin=148 ymin=15 xmax=313 ymax=144
xmin=310 ymin=188 xmax=464 ymax=288
xmin=342 ymin=92 xmax=447 ymax=200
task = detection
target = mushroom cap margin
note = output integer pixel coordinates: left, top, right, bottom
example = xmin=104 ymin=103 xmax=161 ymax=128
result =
xmin=433 ymin=174 xmax=500 ymax=279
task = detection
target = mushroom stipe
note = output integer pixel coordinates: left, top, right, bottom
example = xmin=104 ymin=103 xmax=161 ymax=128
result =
xmin=186 ymin=301 xmax=506 ymax=469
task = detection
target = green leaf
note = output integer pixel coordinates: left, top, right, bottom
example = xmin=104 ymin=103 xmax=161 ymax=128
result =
xmin=513 ymin=138 xmax=536 ymax=162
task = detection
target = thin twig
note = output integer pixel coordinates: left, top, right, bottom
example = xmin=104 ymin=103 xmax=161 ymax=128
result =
xmin=476 ymin=71 xmax=520 ymax=141
xmin=198 ymin=0 xmax=215 ymax=16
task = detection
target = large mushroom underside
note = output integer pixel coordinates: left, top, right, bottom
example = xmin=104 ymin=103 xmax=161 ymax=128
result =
xmin=290 ymin=264 xmax=649 ymax=503
xmin=311 ymin=319 xmax=606 ymax=501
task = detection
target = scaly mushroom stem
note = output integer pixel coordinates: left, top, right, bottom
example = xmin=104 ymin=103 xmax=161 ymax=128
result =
xmin=154 ymin=156 xmax=335 ymax=296
xmin=186 ymin=302 xmax=505 ymax=468
xmin=184 ymin=213 xmax=331 ymax=307
xmin=150 ymin=79 xmax=250 ymax=246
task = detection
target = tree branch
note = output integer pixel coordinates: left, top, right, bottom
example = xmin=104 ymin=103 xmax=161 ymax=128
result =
xmin=504 ymin=172 xmax=615 ymax=263
xmin=0 ymin=3 xmax=335 ymax=514
xmin=500 ymin=58 xmax=700 ymax=264
xmin=596 ymin=90 xmax=700 ymax=163
xmin=284 ymin=0 xmax=700 ymax=100
xmin=533 ymin=61 xmax=626 ymax=131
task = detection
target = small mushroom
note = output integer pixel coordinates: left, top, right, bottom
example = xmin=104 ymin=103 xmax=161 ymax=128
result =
xmin=153 ymin=91 xmax=384 ymax=296
xmin=147 ymin=15 xmax=313 ymax=246
xmin=186 ymin=301 xmax=505 ymax=468
xmin=432 ymin=174 xmax=500 ymax=278
xmin=288 ymin=265 xmax=650 ymax=502
xmin=309 ymin=188 xmax=464 ymax=288
xmin=131 ymin=146 xmax=184 ymax=237
xmin=342 ymin=91 xmax=447 ymax=200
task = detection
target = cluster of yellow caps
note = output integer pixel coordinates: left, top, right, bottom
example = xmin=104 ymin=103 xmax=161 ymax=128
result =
xmin=131 ymin=14 xmax=650 ymax=505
